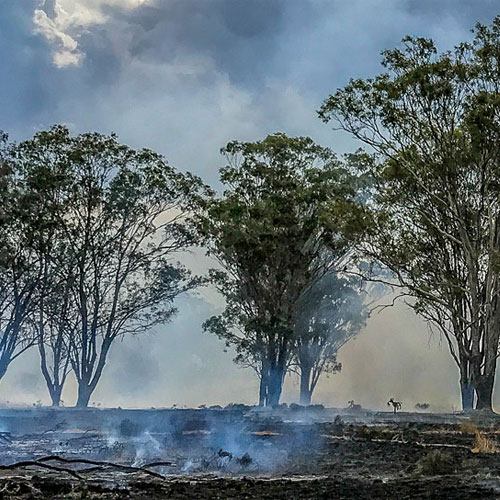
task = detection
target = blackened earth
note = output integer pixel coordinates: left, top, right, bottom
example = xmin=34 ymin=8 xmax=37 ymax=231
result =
xmin=0 ymin=407 xmax=498 ymax=499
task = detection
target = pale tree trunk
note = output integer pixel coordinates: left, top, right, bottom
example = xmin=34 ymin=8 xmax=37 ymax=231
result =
xmin=258 ymin=378 xmax=267 ymax=407
xmin=472 ymin=300 xmax=500 ymax=412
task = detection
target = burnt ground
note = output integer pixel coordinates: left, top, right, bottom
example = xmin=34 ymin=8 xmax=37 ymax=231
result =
xmin=0 ymin=407 xmax=499 ymax=498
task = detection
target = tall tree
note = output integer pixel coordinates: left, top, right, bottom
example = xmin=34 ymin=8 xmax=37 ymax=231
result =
xmin=293 ymin=272 xmax=368 ymax=406
xmin=199 ymin=133 xmax=365 ymax=406
xmin=319 ymin=19 xmax=500 ymax=411
xmin=0 ymin=133 xmax=40 ymax=382
xmin=17 ymin=126 xmax=206 ymax=407
xmin=16 ymin=136 xmax=77 ymax=406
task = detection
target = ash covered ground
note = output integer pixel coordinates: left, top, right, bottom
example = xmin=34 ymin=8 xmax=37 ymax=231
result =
xmin=0 ymin=407 xmax=499 ymax=499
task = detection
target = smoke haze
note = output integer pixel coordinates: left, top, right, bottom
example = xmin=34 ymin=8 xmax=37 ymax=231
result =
xmin=1 ymin=0 xmax=499 ymax=409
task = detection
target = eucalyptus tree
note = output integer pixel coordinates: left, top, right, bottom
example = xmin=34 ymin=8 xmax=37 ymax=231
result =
xmin=319 ymin=18 xmax=500 ymax=411
xmin=199 ymin=133 xmax=366 ymax=406
xmin=14 ymin=132 xmax=78 ymax=406
xmin=17 ymin=125 xmax=206 ymax=407
xmin=293 ymin=272 xmax=368 ymax=405
xmin=0 ymin=133 xmax=40 ymax=382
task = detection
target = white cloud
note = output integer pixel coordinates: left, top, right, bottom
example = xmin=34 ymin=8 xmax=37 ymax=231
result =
xmin=33 ymin=0 xmax=154 ymax=67
xmin=52 ymin=49 xmax=83 ymax=68
xmin=33 ymin=8 xmax=83 ymax=67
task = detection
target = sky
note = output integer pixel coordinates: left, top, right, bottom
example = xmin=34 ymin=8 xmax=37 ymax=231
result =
xmin=2 ymin=0 xmax=500 ymax=410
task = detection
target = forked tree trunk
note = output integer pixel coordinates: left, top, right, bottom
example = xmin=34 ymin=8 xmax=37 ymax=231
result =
xmin=73 ymin=338 xmax=112 ymax=408
xmin=471 ymin=319 xmax=498 ymax=412
xmin=39 ymin=342 xmax=69 ymax=408
xmin=49 ymin=385 xmax=63 ymax=407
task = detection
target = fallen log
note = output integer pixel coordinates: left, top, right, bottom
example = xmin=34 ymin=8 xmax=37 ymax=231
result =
xmin=0 ymin=460 xmax=83 ymax=479
xmin=36 ymin=455 xmax=175 ymax=479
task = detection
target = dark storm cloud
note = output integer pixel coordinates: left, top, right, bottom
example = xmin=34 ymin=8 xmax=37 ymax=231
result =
xmin=80 ymin=0 xmax=500 ymax=110
xmin=4 ymin=0 xmax=499 ymax=147
xmin=86 ymin=0 xmax=288 ymax=87
xmin=100 ymin=0 xmax=499 ymax=90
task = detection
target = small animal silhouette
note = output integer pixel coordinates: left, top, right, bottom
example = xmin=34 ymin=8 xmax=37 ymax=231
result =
xmin=387 ymin=398 xmax=402 ymax=414
xmin=347 ymin=400 xmax=362 ymax=410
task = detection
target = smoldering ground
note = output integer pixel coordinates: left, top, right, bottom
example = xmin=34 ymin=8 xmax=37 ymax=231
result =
xmin=0 ymin=404 xmax=332 ymax=477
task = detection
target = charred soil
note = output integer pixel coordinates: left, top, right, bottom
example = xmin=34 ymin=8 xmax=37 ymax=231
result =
xmin=0 ymin=408 xmax=498 ymax=499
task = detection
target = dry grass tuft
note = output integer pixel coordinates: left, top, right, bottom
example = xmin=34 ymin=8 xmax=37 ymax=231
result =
xmin=471 ymin=431 xmax=499 ymax=453
xmin=355 ymin=425 xmax=386 ymax=440
xmin=459 ymin=420 xmax=479 ymax=435
xmin=416 ymin=450 xmax=455 ymax=475
xmin=458 ymin=419 xmax=499 ymax=453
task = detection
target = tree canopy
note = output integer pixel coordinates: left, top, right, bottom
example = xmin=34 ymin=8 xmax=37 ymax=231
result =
xmin=319 ymin=18 xmax=500 ymax=411
xmin=8 ymin=125 xmax=208 ymax=406
xmin=199 ymin=133 xmax=367 ymax=406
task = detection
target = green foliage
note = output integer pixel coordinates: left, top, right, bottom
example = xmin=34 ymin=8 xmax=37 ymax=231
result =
xmin=0 ymin=132 xmax=41 ymax=378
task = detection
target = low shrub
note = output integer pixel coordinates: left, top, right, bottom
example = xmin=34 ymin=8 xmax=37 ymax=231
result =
xmin=416 ymin=450 xmax=455 ymax=475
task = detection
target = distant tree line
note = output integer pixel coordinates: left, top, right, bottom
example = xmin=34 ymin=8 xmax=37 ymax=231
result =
xmin=2 ymin=17 xmax=500 ymax=411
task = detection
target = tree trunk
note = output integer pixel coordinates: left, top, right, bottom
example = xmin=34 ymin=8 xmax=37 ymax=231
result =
xmin=39 ymin=342 xmax=67 ymax=408
xmin=475 ymin=373 xmax=495 ymax=412
xmin=460 ymin=380 xmax=474 ymax=412
xmin=76 ymin=384 xmax=93 ymax=408
xmin=258 ymin=372 xmax=268 ymax=407
xmin=299 ymin=364 xmax=312 ymax=406
xmin=266 ymin=364 xmax=285 ymax=407
xmin=49 ymin=385 xmax=63 ymax=407
xmin=0 ymin=361 xmax=9 ymax=382
xmin=74 ymin=338 xmax=112 ymax=408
